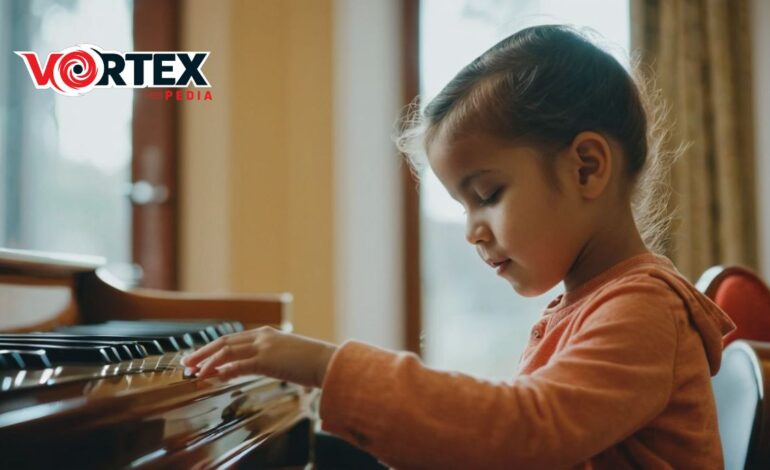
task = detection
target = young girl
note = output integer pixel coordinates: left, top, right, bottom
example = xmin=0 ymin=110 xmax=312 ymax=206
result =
xmin=183 ymin=25 xmax=736 ymax=469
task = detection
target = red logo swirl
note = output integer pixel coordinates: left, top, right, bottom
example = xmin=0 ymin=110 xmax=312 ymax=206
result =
xmin=58 ymin=49 xmax=98 ymax=90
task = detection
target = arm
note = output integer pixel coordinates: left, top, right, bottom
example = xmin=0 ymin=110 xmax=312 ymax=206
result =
xmin=182 ymin=283 xmax=680 ymax=468
xmin=319 ymin=284 xmax=679 ymax=468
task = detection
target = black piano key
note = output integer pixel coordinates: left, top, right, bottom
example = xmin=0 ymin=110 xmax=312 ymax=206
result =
xmin=96 ymin=323 xmax=208 ymax=346
xmin=53 ymin=319 xmax=246 ymax=351
xmin=16 ymin=350 xmax=52 ymax=369
xmin=0 ymin=336 xmax=144 ymax=360
xmin=142 ymin=336 xmax=179 ymax=352
xmin=0 ymin=350 xmax=52 ymax=370
xmin=0 ymin=319 xmax=246 ymax=375
xmin=203 ymin=326 xmax=220 ymax=340
xmin=101 ymin=320 xmax=232 ymax=342
xmin=54 ymin=326 xmax=182 ymax=352
xmin=216 ymin=322 xmax=234 ymax=335
xmin=4 ymin=334 xmax=161 ymax=356
xmin=177 ymin=333 xmax=197 ymax=348
xmin=0 ymin=343 xmax=117 ymax=365
xmin=194 ymin=331 xmax=211 ymax=344
xmin=129 ymin=344 xmax=149 ymax=358
xmin=0 ymin=350 xmax=27 ymax=370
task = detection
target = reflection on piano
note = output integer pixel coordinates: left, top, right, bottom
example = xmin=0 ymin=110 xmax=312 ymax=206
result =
xmin=0 ymin=249 xmax=315 ymax=469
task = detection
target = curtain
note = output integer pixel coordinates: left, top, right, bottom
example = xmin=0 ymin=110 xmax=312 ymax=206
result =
xmin=631 ymin=0 xmax=758 ymax=280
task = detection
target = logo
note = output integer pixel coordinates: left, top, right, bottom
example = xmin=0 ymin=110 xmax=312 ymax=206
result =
xmin=15 ymin=44 xmax=211 ymax=97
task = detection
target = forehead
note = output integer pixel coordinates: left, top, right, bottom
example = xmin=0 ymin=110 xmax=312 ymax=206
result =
xmin=426 ymin=129 xmax=539 ymax=181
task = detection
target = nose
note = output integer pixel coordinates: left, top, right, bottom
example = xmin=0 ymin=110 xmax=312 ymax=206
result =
xmin=465 ymin=214 xmax=491 ymax=245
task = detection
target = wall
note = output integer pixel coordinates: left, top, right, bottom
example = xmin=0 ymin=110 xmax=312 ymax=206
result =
xmin=180 ymin=0 xmax=335 ymax=341
xmin=179 ymin=0 xmax=404 ymax=347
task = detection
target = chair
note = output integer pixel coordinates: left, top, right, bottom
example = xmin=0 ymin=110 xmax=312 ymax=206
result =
xmin=698 ymin=266 xmax=770 ymax=468
xmin=696 ymin=266 xmax=770 ymax=345
xmin=710 ymin=340 xmax=770 ymax=469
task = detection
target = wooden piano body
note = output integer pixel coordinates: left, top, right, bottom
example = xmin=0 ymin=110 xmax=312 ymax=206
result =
xmin=0 ymin=248 xmax=316 ymax=468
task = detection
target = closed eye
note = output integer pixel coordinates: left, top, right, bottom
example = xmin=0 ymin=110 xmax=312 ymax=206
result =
xmin=478 ymin=188 xmax=502 ymax=207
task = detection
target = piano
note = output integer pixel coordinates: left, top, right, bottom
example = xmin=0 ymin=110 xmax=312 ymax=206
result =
xmin=0 ymin=248 xmax=316 ymax=469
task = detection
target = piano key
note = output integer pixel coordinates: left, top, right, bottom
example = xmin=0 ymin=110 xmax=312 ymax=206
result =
xmin=0 ymin=350 xmax=27 ymax=370
xmin=0 ymin=350 xmax=52 ymax=370
xmin=54 ymin=326 xmax=183 ymax=352
xmin=16 ymin=350 xmax=52 ymax=369
xmin=0 ymin=343 xmax=117 ymax=365
xmin=4 ymin=333 xmax=162 ymax=356
xmin=0 ymin=336 xmax=146 ymax=360
xmin=204 ymin=326 xmax=220 ymax=340
xmin=96 ymin=323 xmax=208 ymax=346
xmin=100 ymin=320 xmax=236 ymax=342
xmin=216 ymin=322 xmax=234 ymax=335
xmin=5 ymin=341 xmax=126 ymax=361
xmin=51 ymin=319 xmax=246 ymax=353
xmin=110 ymin=319 xmax=239 ymax=333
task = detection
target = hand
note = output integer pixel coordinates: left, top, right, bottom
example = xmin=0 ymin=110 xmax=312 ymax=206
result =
xmin=181 ymin=326 xmax=338 ymax=388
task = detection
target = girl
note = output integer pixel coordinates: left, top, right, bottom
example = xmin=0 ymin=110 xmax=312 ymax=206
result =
xmin=183 ymin=25 xmax=736 ymax=469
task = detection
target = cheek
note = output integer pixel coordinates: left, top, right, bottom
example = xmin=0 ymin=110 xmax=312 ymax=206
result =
xmin=496 ymin=191 xmax=556 ymax=242
xmin=497 ymin=190 xmax=576 ymax=264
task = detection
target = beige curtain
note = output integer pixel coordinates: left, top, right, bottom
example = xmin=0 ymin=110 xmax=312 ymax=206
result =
xmin=631 ymin=0 xmax=758 ymax=280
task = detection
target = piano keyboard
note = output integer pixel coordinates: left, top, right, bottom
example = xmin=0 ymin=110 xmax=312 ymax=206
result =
xmin=0 ymin=319 xmax=243 ymax=391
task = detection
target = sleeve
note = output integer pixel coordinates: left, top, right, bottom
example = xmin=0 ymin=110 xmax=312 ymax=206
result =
xmin=319 ymin=282 xmax=680 ymax=469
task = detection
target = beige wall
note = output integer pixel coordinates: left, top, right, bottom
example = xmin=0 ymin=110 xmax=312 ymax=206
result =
xmin=180 ymin=0 xmax=335 ymax=341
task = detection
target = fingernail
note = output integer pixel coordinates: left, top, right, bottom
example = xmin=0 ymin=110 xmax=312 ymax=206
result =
xmin=183 ymin=367 xmax=197 ymax=378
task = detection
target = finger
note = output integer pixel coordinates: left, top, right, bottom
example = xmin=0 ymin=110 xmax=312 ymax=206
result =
xmin=182 ymin=332 xmax=255 ymax=367
xmin=196 ymin=343 xmax=256 ymax=379
xmin=216 ymin=357 xmax=260 ymax=381
xmin=184 ymin=331 xmax=255 ymax=364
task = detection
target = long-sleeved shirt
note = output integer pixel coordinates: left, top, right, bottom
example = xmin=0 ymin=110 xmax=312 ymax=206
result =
xmin=319 ymin=252 xmax=737 ymax=469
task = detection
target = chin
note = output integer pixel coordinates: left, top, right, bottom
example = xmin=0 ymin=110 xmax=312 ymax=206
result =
xmin=509 ymin=282 xmax=539 ymax=297
xmin=509 ymin=278 xmax=556 ymax=297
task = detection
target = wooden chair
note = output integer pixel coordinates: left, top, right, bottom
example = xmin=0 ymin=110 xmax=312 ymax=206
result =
xmin=698 ymin=266 xmax=770 ymax=468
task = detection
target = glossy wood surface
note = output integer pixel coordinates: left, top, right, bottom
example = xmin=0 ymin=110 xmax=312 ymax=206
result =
xmin=78 ymin=267 xmax=293 ymax=330
xmin=0 ymin=249 xmax=293 ymax=332
xmin=0 ymin=249 xmax=312 ymax=469
xmin=0 ymin=353 xmax=315 ymax=468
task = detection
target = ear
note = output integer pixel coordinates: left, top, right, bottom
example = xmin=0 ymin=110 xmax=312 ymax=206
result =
xmin=566 ymin=131 xmax=612 ymax=200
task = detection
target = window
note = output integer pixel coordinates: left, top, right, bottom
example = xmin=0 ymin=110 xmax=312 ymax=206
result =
xmin=419 ymin=0 xmax=630 ymax=379
xmin=0 ymin=0 xmax=133 ymax=265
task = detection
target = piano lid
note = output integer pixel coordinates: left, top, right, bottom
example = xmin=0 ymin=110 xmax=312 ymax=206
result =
xmin=0 ymin=248 xmax=103 ymax=276
xmin=0 ymin=248 xmax=293 ymax=332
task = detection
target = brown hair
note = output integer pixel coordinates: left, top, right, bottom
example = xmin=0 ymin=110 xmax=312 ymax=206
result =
xmin=396 ymin=25 xmax=677 ymax=253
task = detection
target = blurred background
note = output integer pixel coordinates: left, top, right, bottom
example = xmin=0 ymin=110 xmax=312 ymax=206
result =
xmin=0 ymin=0 xmax=765 ymax=380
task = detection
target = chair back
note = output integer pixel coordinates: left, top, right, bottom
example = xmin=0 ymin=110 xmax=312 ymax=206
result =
xmin=697 ymin=266 xmax=770 ymax=345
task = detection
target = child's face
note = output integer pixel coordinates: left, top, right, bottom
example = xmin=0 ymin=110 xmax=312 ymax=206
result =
xmin=427 ymin=131 xmax=589 ymax=297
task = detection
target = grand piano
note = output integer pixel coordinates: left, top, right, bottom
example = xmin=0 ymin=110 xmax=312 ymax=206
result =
xmin=0 ymin=248 xmax=316 ymax=468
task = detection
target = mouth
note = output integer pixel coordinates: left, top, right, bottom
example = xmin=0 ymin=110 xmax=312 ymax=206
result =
xmin=486 ymin=258 xmax=511 ymax=275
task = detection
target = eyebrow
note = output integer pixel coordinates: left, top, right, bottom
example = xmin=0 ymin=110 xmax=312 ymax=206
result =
xmin=458 ymin=169 xmax=495 ymax=193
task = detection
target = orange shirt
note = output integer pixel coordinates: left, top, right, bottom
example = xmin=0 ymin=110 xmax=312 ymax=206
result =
xmin=319 ymin=252 xmax=736 ymax=469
